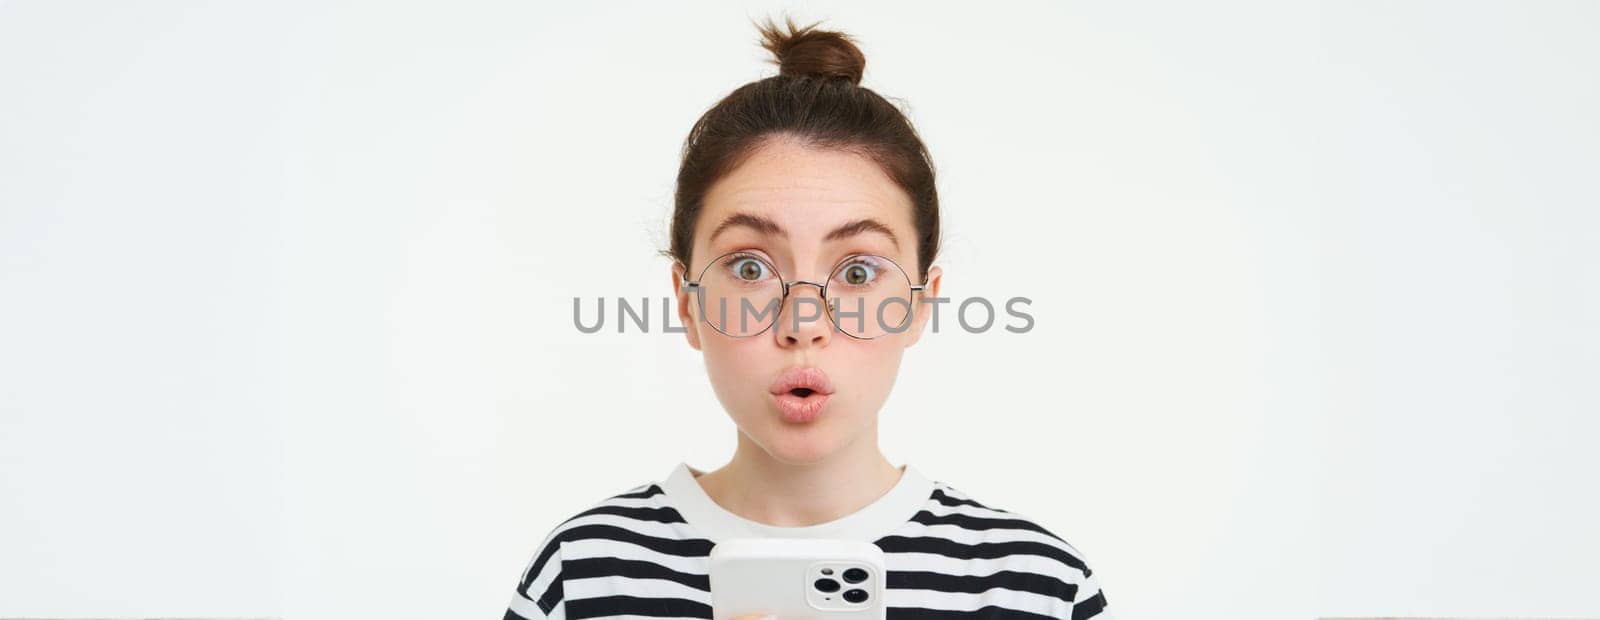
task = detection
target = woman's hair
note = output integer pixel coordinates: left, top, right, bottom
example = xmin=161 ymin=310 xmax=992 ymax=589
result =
xmin=665 ymin=15 xmax=942 ymax=281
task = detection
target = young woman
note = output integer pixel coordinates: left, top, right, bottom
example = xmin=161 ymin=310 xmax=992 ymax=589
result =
xmin=504 ymin=16 xmax=1110 ymax=620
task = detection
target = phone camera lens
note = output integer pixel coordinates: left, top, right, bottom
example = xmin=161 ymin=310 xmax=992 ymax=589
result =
xmin=843 ymin=588 xmax=869 ymax=603
xmin=842 ymin=568 xmax=869 ymax=583
xmin=813 ymin=578 xmax=840 ymax=593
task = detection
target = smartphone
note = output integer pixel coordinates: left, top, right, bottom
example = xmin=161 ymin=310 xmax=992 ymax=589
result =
xmin=708 ymin=537 xmax=888 ymax=620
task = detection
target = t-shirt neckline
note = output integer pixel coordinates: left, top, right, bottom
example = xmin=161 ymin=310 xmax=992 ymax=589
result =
xmin=660 ymin=461 xmax=934 ymax=543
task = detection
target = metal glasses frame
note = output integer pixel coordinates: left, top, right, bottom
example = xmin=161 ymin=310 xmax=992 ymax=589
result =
xmin=679 ymin=251 xmax=929 ymax=340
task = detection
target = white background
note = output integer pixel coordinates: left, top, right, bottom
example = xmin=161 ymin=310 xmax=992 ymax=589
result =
xmin=2 ymin=2 xmax=1596 ymax=619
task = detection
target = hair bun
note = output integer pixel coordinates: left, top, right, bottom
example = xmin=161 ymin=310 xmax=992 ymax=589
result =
xmin=756 ymin=16 xmax=866 ymax=85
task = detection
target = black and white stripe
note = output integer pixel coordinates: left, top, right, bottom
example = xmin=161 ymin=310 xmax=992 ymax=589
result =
xmin=505 ymin=481 xmax=1109 ymax=620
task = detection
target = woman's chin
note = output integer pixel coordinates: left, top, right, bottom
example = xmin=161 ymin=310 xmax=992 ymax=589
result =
xmin=754 ymin=428 xmax=844 ymax=465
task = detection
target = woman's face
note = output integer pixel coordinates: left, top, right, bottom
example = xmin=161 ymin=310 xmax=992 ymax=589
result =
xmin=673 ymin=137 xmax=942 ymax=465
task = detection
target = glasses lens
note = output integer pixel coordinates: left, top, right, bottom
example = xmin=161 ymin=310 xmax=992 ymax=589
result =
xmin=691 ymin=252 xmax=783 ymax=337
xmin=827 ymin=255 xmax=915 ymax=338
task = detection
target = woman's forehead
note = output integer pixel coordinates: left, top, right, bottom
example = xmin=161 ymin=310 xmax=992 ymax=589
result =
xmin=699 ymin=142 xmax=914 ymax=244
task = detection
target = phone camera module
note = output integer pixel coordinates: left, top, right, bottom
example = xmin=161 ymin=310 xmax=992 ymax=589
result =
xmin=842 ymin=568 xmax=869 ymax=584
xmin=843 ymin=588 xmax=870 ymax=603
xmin=813 ymin=578 xmax=841 ymax=593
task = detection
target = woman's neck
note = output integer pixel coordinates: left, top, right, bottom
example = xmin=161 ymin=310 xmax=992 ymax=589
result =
xmin=693 ymin=432 xmax=903 ymax=528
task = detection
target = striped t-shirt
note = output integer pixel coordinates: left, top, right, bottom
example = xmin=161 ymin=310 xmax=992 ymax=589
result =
xmin=503 ymin=462 xmax=1111 ymax=620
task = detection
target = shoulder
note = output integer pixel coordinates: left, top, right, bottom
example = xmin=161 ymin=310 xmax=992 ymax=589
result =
xmin=881 ymin=479 xmax=1111 ymax=617
xmin=903 ymin=480 xmax=1100 ymax=575
xmin=528 ymin=479 xmax=701 ymax=558
xmin=506 ymin=480 xmax=707 ymax=619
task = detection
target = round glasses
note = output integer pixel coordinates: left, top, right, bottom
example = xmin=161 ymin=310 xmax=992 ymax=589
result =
xmin=680 ymin=251 xmax=928 ymax=339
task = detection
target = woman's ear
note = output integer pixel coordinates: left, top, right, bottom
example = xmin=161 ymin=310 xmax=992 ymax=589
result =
xmin=671 ymin=262 xmax=703 ymax=351
xmin=903 ymin=264 xmax=942 ymax=349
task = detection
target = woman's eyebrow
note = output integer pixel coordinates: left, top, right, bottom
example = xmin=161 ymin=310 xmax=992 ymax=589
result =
xmin=709 ymin=212 xmax=900 ymax=249
xmin=709 ymin=212 xmax=785 ymax=242
xmin=823 ymin=218 xmax=900 ymax=249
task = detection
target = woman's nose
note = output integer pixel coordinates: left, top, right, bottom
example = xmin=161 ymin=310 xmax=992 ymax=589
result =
xmin=775 ymin=281 xmax=832 ymax=348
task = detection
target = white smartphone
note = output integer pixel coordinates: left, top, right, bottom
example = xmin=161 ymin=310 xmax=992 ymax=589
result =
xmin=708 ymin=538 xmax=888 ymax=620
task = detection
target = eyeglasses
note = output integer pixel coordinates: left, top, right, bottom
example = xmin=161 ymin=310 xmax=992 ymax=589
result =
xmin=680 ymin=251 xmax=928 ymax=339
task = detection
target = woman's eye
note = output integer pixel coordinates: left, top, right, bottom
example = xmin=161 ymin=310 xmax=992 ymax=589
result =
xmin=732 ymin=258 xmax=768 ymax=281
xmin=839 ymin=262 xmax=876 ymax=286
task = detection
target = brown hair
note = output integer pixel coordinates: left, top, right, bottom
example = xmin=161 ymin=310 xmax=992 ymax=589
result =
xmin=665 ymin=15 xmax=942 ymax=281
